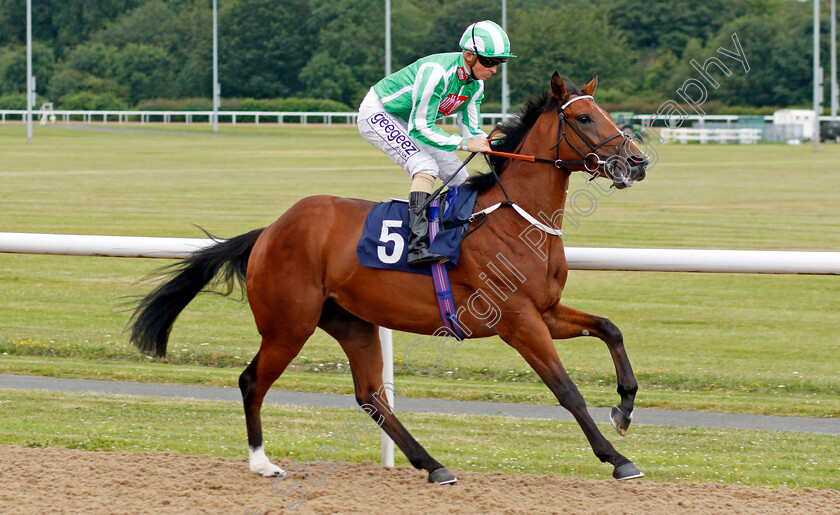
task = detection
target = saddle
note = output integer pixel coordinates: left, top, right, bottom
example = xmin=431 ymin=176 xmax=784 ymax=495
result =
xmin=356 ymin=184 xmax=478 ymax=276
xmin=357 ymin=184 xmax=478 ymax=340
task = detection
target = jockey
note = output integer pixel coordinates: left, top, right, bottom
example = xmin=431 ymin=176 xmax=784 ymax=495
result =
xmin=357 ymin=20 xmax=516 ymax=266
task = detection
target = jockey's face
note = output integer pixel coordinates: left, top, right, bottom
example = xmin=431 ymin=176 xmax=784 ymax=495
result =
xmin=464 ymin=51 xmax=498 ymax=81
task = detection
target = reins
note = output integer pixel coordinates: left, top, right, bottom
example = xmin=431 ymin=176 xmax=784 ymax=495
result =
xmin=486 ymin=94 xmax=630 ymax=177
xmin=418 ymin=93 xmax=632 ymax=239
xmin=484 ymin=148 xmax=603 ymax=175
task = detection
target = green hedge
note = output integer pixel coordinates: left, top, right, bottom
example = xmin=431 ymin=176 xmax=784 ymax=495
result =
xmin=238 ymin=97 xmax=351 ymax=112
xmin=0 ymin=93 xmax=26 ymax=110
xmin=126 ymin=97 xmax=354 ymax=123
xmin=0 ymin=93 xmax=53 ymax=110
xmin=599 ymin=100 xmax=781 ymax=116
xmin=134 ymin=97 xmax=213 ymax=111
xmin=131 ymin=97 xmax=352 ymax=112
xmin=57 ymin=91 xmax=128 ymax=110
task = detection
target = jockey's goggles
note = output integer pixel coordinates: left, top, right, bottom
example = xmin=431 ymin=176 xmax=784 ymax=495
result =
xmin=476 ymin=54 xmax=507 ymax=68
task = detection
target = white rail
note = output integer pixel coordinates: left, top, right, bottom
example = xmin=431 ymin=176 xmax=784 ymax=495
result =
xmin=2 ymin=233 xmax=839 ymax=275
xmin=565 ymin=247 xmax=840 ymax=275
xmin=0 ymin=232 xmax=214 ymax=258
xmin=1 ymin=109 xmax=360 ymax=126
xmin=659 ymin=128 xmax=762 ymax=144
xmin=4 ymin=110 xmax=840 ymax=127
xmin=0 ymin=109 xmax=512 ymax=126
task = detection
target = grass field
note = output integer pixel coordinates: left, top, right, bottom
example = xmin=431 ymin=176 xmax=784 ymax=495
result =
xmin=1 ymin=123 xmax=839 ymax=488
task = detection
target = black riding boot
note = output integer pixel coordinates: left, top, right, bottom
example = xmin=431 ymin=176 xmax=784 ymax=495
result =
xmin=407 ymin=191 xmax=446 ymax=266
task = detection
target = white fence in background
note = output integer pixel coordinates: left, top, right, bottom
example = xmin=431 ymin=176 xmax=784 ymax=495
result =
xmin=4 ymin=110 xmax=840 ymax=128
xmin=1 ymin=109 xmax=360 ymax=126
xmin=0 ymin=109 xmax=514 ymax=127
xmin=2 ymin=231 xmax=839 ymax=467
xmin=659 ymin=128 xmax=762 ymax=144
xmin=4 ymin=110 xmax=740 ymax=126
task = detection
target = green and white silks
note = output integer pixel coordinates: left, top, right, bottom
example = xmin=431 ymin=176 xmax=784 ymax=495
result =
xmin=371 ymin=52 xmax=487 ymax=151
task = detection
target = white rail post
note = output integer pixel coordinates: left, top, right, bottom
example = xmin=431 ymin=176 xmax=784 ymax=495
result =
xmin=379 ymin=326 xmax=395 ymax=467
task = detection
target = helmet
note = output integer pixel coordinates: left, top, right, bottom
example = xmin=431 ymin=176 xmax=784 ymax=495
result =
xmin=459 ymin=21 xmax=516 ymax=59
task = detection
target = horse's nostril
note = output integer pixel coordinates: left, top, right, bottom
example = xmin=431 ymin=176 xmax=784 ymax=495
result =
xmin=632 ymin=166 xmax=647 ymax=181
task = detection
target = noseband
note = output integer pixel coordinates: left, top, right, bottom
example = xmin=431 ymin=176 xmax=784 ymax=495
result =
xmin=549 ymin=95 xmax=632 ymax=176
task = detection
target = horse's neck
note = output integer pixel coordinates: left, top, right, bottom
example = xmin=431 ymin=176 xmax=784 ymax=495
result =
xmin=498 ymin=160 xmax=570 ymax=226
xmin=496 ymin=111 xmax=571 ymax=227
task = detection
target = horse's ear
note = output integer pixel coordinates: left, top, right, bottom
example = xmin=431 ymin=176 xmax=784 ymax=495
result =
xmin=582 ymin=73 xmax=598 ymax=96
xmin=550 ymin=71 xmax=567 ymax=101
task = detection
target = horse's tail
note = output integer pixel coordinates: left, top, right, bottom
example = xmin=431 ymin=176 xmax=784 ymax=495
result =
xmin=128 ymin=228 xmax=265 ymax=357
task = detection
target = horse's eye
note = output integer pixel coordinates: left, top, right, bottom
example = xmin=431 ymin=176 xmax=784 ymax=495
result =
xmin=577 ymin=115 xmax=592 ymax=123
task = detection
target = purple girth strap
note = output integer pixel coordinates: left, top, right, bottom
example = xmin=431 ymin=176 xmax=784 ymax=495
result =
xmin=428 ymin=197 xmax=466 ymax=341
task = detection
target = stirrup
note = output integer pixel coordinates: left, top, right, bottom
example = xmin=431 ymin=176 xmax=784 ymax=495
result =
xmin=407 ymin=249 xmax=447 ymax=266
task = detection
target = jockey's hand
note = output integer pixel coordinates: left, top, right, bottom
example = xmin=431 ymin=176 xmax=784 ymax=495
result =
xmin=466 ymin=137 xmax=492 ymax=153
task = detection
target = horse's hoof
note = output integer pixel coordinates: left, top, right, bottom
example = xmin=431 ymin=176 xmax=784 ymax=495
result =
xmin=613 ymin=462 xmax=644 ymax=481
xmin=610 ymin=405 xmax=632 ymax=436
xmin=252 ymin=463 xmax=287 ymax=478
xmin=428 ymin=467 xmax=458 ymax=485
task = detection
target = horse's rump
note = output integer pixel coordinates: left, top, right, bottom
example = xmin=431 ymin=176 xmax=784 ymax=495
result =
xmin=247 ymin=195 xmax=452 ymax=337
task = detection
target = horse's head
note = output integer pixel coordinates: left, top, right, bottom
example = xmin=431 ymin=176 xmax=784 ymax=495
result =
xmin=549 ymin=72 xmax=648 ymax=189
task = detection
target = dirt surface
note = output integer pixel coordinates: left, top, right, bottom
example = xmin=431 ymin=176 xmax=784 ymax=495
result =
xmin=1 ymin=445 xmax=838 ymax=514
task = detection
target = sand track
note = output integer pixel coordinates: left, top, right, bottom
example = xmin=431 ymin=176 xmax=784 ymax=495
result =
xmin=1 ymin=445 xmax=837 ymax=514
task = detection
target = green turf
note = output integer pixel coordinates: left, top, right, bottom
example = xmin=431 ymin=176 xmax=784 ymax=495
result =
xmin=1 ymin=389 xmax=837 ymax=490
xmin=1 ymin=124 xmax=839 ymax=422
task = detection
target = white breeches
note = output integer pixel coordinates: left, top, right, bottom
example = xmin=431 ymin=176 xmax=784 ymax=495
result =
xmin=357 ymin=88 xmax=469 ymax=186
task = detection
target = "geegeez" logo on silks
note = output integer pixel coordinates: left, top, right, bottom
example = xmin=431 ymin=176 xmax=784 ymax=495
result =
xmin=367 ymin=112 xmax=420 ymax=160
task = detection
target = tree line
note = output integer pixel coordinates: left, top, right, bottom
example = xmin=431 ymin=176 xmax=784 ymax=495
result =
xmin=0 ymin=0 xmax=834 ymax=113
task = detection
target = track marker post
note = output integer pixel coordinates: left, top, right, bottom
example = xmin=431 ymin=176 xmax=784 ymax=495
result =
xmin=379 ymin=326 xmax=395 ymax=467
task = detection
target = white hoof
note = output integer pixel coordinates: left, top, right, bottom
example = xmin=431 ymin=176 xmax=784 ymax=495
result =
xmin=249 ymin=445 xmax=287 ymax=478
xmin=254 ymin=463 xmax=287 ymax=478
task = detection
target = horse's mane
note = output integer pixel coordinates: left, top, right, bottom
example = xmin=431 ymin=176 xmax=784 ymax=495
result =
xmin=465 ymin=79 xmax=583 ymax=193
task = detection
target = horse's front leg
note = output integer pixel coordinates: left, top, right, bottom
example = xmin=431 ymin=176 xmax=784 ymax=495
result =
xmin=499 ymin=316 xmax=643 ymax=480
xmin=542 ymin=302 xmax=638 ymax=436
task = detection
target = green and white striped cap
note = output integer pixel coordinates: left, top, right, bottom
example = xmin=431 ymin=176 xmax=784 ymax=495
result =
xmin=459 ymin=20 xmax=516 ymax=59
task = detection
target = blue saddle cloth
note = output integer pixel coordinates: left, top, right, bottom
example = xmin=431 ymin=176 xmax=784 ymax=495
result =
xmin=356 ymin=184 xmax=479 ymax=276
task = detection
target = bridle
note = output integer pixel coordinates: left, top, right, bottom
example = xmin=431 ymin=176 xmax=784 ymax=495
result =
xmin=416 ymin=94 xmax=641 ymax=224
xmin=553 ymin=95 xmax=631 ymax=175
xmin=490 ymin=94 xmax=635 ymax=181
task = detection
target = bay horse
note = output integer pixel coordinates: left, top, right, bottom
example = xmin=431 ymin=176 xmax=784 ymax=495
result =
xmin=129 ymin=72 xmax=649 ymax=484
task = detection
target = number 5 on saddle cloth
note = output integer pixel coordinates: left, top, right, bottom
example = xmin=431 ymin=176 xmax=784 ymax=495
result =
xmin=356 ymin=184 xmax=479 ymax=339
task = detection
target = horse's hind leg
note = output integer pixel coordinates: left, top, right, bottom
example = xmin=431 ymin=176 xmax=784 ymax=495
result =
xmin=239 ymin=336 xmax=307 ymax=477
xmin=542 ymin=302 xmax=638 ymax=436
xmin=318 ymin=300 xmax=456 ymax=484
xmin=240 ymin=285 xmax=322 ymax=477
xmin=240 ymin=340 xmax=305 ymax=478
